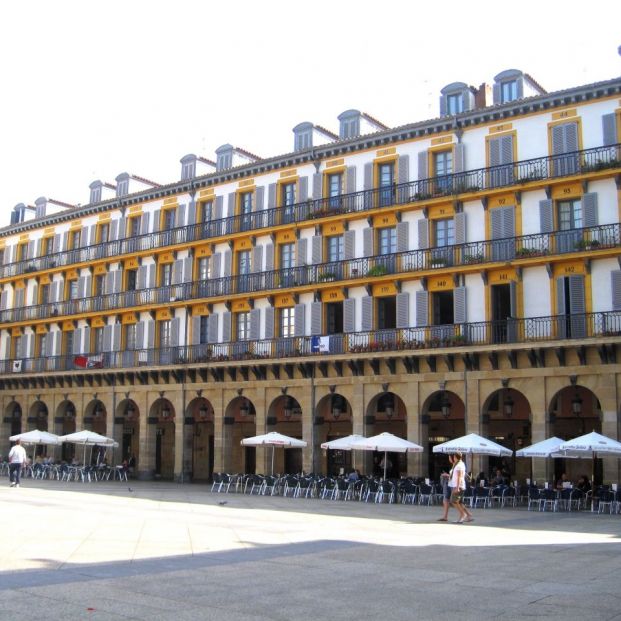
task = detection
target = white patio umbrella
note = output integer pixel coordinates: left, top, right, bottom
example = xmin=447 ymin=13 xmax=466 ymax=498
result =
xmin=351 ymin=432 xmax=423 ymax=480
xmin=558 ymin=431 xmax=621 ymax=489
xmin=516 ymin=436 xmax=566 ymax=458
xmin=321 ymin=434 xmax=367 ymax=473
xmin=432 ymin=433 xmax=513 ymax=457
xmin=10 ymin=429 xmax=62 ymax=463
xmin=60 ymin=430 xmax=119 ymax=466
xmin=241 ymin=431 xmax=307 ymax=475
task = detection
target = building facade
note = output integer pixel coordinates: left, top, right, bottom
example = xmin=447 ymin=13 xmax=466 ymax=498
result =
xmin=2 ymin=70 xmax=621 ymax=484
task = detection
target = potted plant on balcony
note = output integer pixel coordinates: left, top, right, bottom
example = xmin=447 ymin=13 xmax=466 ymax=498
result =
xmin=463 ymin=252 xmax=484 ymax=264
xmin=318 ymin=271 xmax=336 ymax=282
xmin=574 ymin=238 xmax=601 ymax=251
xmin=367 ymin=264 xmax=388 ymax=277
xmin=430 ymin=256 xmax=448 ymax=268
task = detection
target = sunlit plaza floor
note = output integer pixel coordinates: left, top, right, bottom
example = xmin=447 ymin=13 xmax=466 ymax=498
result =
xmin=1 ymin=479 xmax=620 ymax=621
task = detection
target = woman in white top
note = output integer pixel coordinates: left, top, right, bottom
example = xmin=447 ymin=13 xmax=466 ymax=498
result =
xmin=449 ymin=452 xmax=473 ymax=524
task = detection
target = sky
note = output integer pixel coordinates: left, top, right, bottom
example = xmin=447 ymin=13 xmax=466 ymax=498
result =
xmin=0 ymin=0 xmax=619 ymax=225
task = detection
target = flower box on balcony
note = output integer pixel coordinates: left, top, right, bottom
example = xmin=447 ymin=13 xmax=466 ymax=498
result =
xmin=318 ymin=272 xmax=336 ymax=282
xmin=463 ymin=253 xmax=484 ymax=264
xmin=574 ymin=238 xmax=601 ymax=251
xmin=367 ymin=264 xmax=388 ymax=277
xmin=515 ymin=247 xmax=549 ymax=258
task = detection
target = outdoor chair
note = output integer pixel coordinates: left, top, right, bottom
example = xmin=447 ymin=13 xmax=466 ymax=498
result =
xmin=400 ymin=479 xmax=418 ymax=504
xmin=332 ymin=478 xmax=350 ymax=501
xmin=282 ymin=475 xmax=299 ymax=497
xmin=567 ymin=488 xmax=585 ymax=511
xmin=295 ymin=477 xmax=313 ymax=498
xmin=501 ymin=486 xmax=516 ymax=508
xmin=490 ymin=486 xmax=505 ymax=508
xmin=462 ymin=486 xmax=474 ymax=508
xmin=472 ymin=486 xmax=491 ymax=509
xmin=527 ymin=486 xmax=541 ymax=511
xmin=244 ymin=474 xmax=264 ymax=495
xmin=211 ymin=472 xmax=223 ymax=492
xmin=364 ymin=479 xmax=380 ymax=503
xmin=376 ymin=480 xmax=396 ymax=504
xmin=417 ymin=483 xmax=434 ymax=506
xmin=538 ymin=488 xmax=557 ymax=512
xmin=597 ymin=489 xmax=615 ymax=514
xmin=352 ymin=479 xmax=367 ymax=501
xmin=320 ymin=478 xmax=336 ymax=499
xmin=261 ymin=475 xmax=278 ymax=496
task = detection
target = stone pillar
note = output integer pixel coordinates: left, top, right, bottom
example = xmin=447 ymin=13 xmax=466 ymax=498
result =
xmin=252 ymin=388 xmax=268 ymax=474
xmin=529 ymin=377 xmax=549 ymax=485
xmin=212 ymin=388 xmax=226 ymax=472
xmin=135 ymin=391 xmax=153 ymax=479
xmin=169 ymin=391 xmax=185 ymax=482
xmin=464 ymin=375 xmax=482 ymax=478
xmin=403 ymin=380 xmax=421 ymax=476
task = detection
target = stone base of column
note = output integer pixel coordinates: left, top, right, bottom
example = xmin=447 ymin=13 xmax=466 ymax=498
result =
xmin=136 ymin=469 xmax=155 ymax=481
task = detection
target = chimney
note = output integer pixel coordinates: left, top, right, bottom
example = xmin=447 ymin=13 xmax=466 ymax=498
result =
xmin=474 ymin=83 xmax=492 ymax=109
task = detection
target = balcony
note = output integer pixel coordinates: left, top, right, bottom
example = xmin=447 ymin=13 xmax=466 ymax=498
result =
xmin=1 ymin=143 xmax=619 ymax=281
xmin=3 ymin=310 xmax=620 ymax=376
xmin=0 ymin=222 xmax=618 ymax=326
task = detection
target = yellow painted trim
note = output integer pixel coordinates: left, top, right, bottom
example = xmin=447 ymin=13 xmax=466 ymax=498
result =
xmin=326 ymin=158 xmax=344 ymax=168
xmin=238 ymin=179 xmax=255 ymax=188
xmin=233 ymin=238 xmax=252 ymax=252
xmin=157 ymin=252 xmax=174 ymax=264
xmin=488 ymin=268 xmax=517 ymax=284
xmin=195 ymin=245 xmax=212 ymax=258
xmin=427 ymin=204 xmax=455 ymax=220
xmin=585 ymin=271 xmax=593 ymax=316
xmin=198 ymin=188 xmax=215 ymax=199
xmin=320 ymin=288 xmax=345 ymax=303
xmin=373 ymin=213 xmax=398 ymax=228
xmin=163 ymin=197 xmax=179 ymax=207
xmin=280 ymin=169 xmax=297 ymax=178
xmin=372 ymin=282 xmax=398 ymax=297
xmin=91 ymin=317 xmax=106 ymax=328
xmin=231 ymin=299 xmax=251 ymax=312
xmin=38 ymin=274 xmax=51 ymax=285
xmin=11 ymin=327 xmax=22 ymax=336
xmin=547 ymin=117 xmax=583 ymax=157
xmin=551 ymin=108 xmax=577 ymax=121
xmin=376 ymin=147 xmax=396 ymax=157
xmin=44 ymin=227 xmax=55 ymax=235
xmin=19 ymin=234 xmax=29 ymax=242
xmin=121 ymin=312 xmax=137 ymax=325
xmin=97 ymin=214 xmax=112 ymax=222
xmin=427 ymin=276 xmax=453 ymax=292
xmin=274 ymin=230 xmax=296 ymax=244
xmin=322 ymin=221 xmax=345 ymax=236
xmin=430 ymin=135 xmax=453 ymax=146
xmin=35 ymin=324 xmax=47 ymax=334
xmin=14 ymin=279 xmax=26 ymax=289
xmin=62 ymin=320 xmax=75 ymax=331
xmin=274 ymin=293 xmax=296 ymax=308
xmin=93 ymin=264 xmax=107 ymax=276
xmin=191 ymin=304 xmax=209 ymax=316
xmin=124 ymin=257 xmax=140 ymax=270
xmin=551 ymin=182 xmax=582 ymax=200
xmin=489 ymin=123 xmax=513 ymax=134
xmin=553 ymin=261 xmax=586 ymax=277
xmin=276 ymin=176 xmax=299 ymax=208
xmin=128 ymin=205 xmax=142 ymax=214
xmin=155 ymin=308 xmax=172 ymax=320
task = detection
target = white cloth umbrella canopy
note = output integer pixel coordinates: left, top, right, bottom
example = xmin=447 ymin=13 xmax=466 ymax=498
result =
xmin=432 ymin=433 xmax=512 ymax=457
xmin=516 ymin=436 xmax=566 ymax=458
xmin=9 ymin=429 xmax=62 ymax=463
xmin=320 ymin=434 xmax=366 ymax=450
xmin=241 ymin=432 xmax=307 ymax=475
xmin=60 ymin=430 xmax=119 ymax=466
xmin=351 ymin=432 xmax=423 ymax=479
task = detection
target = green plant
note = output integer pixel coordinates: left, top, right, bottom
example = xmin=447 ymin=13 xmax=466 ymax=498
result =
xmin=516 ymin=247 xmax=548 ymax=258
xmin=430 ymin=256 xmax=448 ymax=267
xmin=318 ymin=271 xmax=336 ymax=282
xmin=367 ymin=264 xmax=388 ymax=277
xmin=463 ymin=253 xmax=483 ymax=264
xmin=574 ymin=238 xmax=601 ymax=251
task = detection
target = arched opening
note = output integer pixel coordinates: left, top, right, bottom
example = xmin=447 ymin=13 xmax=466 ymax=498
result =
xmin=55 ymin=400 xmax=77 ymax=462
xmin=187 ymin=397 xmax=214 ymax=481
xmin=84 ymin=399 xmax=107 ymax=435
xmin=115 ymin=398 xmax=139 ymax=471
xmin=267 ymin=393 xmax=303 ymax=474
xmin=422 ymin=389 xmax=465 ymax=480
xmin=316 ymin=392 xmax=352 ymax=476
xmin=150 ymin=398 xmax=175 ymax=480
xmin=225 ymin=394 xmax=256 ymax=474
xmin=6 ymin=401 xmax=22 ymax=437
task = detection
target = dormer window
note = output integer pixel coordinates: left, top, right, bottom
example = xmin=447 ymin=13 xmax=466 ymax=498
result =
xmin=89 ymin=182 xmax=102 ymax=204
xmin=216 ymin=145 xmax=234 ymax=171
xmin=501 ymin=80 xmax=518 ymax=104
xmin=115 ymin=174 xmax=129 ymax=197
xmin=180 ymin=155 xmax=196 ymax=181
xmin=447 ymin=94 xmax=463 ymax=115
xmin=439 ymin=83 xmax=474 ymax=117
xmin=293 ymin=122 xmax=313 ymax=151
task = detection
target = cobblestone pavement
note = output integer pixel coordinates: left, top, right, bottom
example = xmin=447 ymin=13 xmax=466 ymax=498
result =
xmin=1 ymin=480 xmax=620 ymax=620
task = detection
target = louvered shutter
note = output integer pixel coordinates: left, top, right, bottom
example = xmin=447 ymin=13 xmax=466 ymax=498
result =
xmin=171 ymin=317 xmax=180 ymax=346
xmin=207 ymin=314 xmax=219 ymax=343
xmin=109 ymin=219 xmax=118 ymax=242
xmin=363 ymin=228 xmax=374 ymax=257
xmin=489 ymin=137 xmax=501 ymax=167
xmin=214 ymin=196 xmax=223 ymax=220
xmin=191 ymin=316 xmax=201 ymax=345
xmin=569 ymin=275 xmax=586 ymax=338
xmin=396 ymin=292 xmax=409 ymax=329
xmin=45 ymin=332 xmax=54 ymax=357
xmin=298 ymin=177 xmax=308 ymax=202
xmin=137 ymin=266 xmax=146 ymax=290
xmin=0 ymin=290 xmax=7 ymax=310
xmin=152 ymin=210 xmax=161 ymax=232
xmin=31 ymin=284 xmax=38 ymax=306
xmin=211 ymin=252 xmax=221 ymax=278
xmin=551 ymin=125 xmax=565 ymax=155
xmin=611 ymin=271 xmax=621 ymax=311
xmin=147 ymin=264 xmax=156 ymax=288
xmin=175 ymin=204 xmax=186 ymax=227
xmin=136 ymin=322 xmax=145 ymax=350
xmin=501 ymin=135 xmax=513 ymax=163
xmin=418 ymin=218 xmax=429 ymax=249
xmin=363 ymin=162 xmax=374 ymax=209
xmin=439 ymin=95 xmax=447 ymax=117
xmin=73 ymin=328 xmax=82 ymax=354
xmin=84 ymin=275 xmax=92 ymax=298
xmin=492 ymin=83 xmax=501 ymax=105
xmin=172 ymin=259 xmax=182 ymax=285
xmin=146 ymin=320 xmax=155 ymax=349
xmin=311 ymin=236 xmax=323 ymax=264
xmin=295 ymin=238 xmax=307 ymax=267
xmin=556 ymin=278 xmax=566 ymax=315
xmin=312 ymin=173 xmax=322 ymax=199
xmin=264 ymin=306 xmax=275 ymax=340
xmin=343 ymin=298 xmax=355 ymax=333
xmin=140 ymin=212 xmax=150 ymax=235
xmin=264 ymin=244 xmax=274 ymax=271
xmin=183 ymin=257 xmax=192 ymax=283
xmin=103 ymin=325 xmax=112 ymax=352
xmin=564 ymin=123 xmax=579 ymax=152
xmin=117 ymin=217 xmax=126 ymax=239
xmin=187 ymin=202 xmax=196 ymax=226
xmin=252 ymin=245 xmax=263 ymax=273
xmin=77 ymin=276 xmax=85 ymax=299
xmin=398 ymin=155 xmax=409 ymax=185
xmin=250 ymin=309 xmax=260 ymax=340
xmin=255 ymin=186 xmax=264 ymax=211
xmin=268 ymin=183 xmax=277 ymax=209
xmin=294 ymin=303 xmax=305 ymax=337
xmin=223 ymin=249 xmax=232 ymax=277
xmin=415 ymin=290 xmax=429 ymax=326
xmin=53 ymin=234 xmax=62 ymax=253
xmin=539 ymin=199 xmax=554 ymax=233
xmin=105 ymin=272 xmax=114 ymax=295
xmin=80 ymin=226 xmax=89 ymax=248
xmin=227 ymin=192 xmax=236 ymax=217
xmin=453 ymin=144 xmax=465 ymax=173
xmin=361 ymin=296 xmax=373 ymax=331
xmin=397 ymin=221 xmax=409 ymax=252
xmin=602 ymin=113 xmax=618 ymax=146
xmin=222 ymin=312 xmax=232 ymax=342
xmin=582 ymin=192 xmax=598 ymax=228
xmin=454 ymin=286 xmax=467 ymax=324
xmin=83 ymin=327 xmax=91 ymax=353
xmin=344 ymin=230 xmax=355 ymax=260
xmin=346 ymin=166 xmax=357 ymax=194
xmin=417 ymin=151 xmax=429 ymax=180
xmin=54 ymin=331 xmax=62 ymax=356
xmin=27 ymin=240 xmax=35 ymax=260
xmin=310 ymin=302 xmax=322 ymax=335
xmin=454 ymin=212 xmax=466 ymax=245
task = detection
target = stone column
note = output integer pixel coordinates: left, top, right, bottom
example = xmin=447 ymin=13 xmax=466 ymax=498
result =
xmin=464 ymin=374 xmax=482 ymax=478
xmin=529 ymin=376 xmax=549 ymax=485
xmin=251 ymin=388 xmax=268 ymax=474
xmin=402 ymin=380 xmax=421 ymax=476
xmin=169 ymin=390 xmax=185 ymax=482
xmin=135 ymin=391 xmax=153 ymax=479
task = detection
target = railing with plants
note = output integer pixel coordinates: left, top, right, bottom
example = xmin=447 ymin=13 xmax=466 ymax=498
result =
xmin=2 ymin=143 xmax=619 ymax=280
xmin=2 ymin=310 xmax=620 ymax=376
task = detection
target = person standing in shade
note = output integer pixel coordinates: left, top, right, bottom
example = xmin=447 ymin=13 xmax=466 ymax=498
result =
xmin=449 ymin=451 xmax=473 ymax=524
xmin=8 ymin=439 xmax=28 ymax=488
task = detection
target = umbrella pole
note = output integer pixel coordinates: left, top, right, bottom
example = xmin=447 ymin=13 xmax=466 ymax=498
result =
xmin=383 ymin=451 xmax=387 ymax=481
xmin=271 ymin=446 xmax=275 ymax=476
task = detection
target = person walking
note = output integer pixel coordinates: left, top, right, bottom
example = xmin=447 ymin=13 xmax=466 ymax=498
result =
xmin=8 ymin=439 xmax=28 ymax=488
xmin=449 ymin=451 xmax=473 ymax=524
xmin=437 ymin=455 xmax=454 ymax=522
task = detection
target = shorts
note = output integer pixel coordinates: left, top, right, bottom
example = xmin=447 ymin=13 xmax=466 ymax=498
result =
xmin=443 ymin=486 xmax=451 ymax=501
xmin=450 ymin=490 xmax=464 ymax=504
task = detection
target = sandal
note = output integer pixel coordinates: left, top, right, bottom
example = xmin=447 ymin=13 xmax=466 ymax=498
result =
xmin=436 ymin=518 xmax=448 ymax=521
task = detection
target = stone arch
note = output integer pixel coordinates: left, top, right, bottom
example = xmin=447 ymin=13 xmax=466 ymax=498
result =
xmin=84 ymin=398 xmax=107 ymax=435
xmin=316 ymin=391 xmax=352 ymax=476
xmin=28 ymin=400 xmax=49 ymax=432
xmin=266 ymin=392 xmax=303 ymax=475
xmin=223 ymin=393 xmax=256 ymax=474
xmin=55 ymin=399 xmax=77 ymax=461
xmin=5 ymin=400 xmax=22 ymax=437
xmin=114 ymin=398 xmax=140 ymax=470
xmin=186 ymin=396 xmax=214 ymax=481
xmin=148 ymin=397 xmax=176 ymax=480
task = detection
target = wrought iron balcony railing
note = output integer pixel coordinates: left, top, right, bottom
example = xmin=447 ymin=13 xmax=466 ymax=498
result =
xmin=3 ymin=310 xmax=620 ymax=375
xmin=0 ymin=222 xmax=619 ymax=325
xmin=2 ymin=143 xmax=619 ymax=280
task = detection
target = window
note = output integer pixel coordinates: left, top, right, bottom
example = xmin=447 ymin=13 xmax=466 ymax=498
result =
xmin=200 ymin=200 xmax=213 ymax=223
xmin=126 ymin=269 xmax=137 ymax=291
xmin=281 ymin=182 xmax=296 ymax=223
xmin=94 ymin=275 xmax=105 ymax=297
xmin=181 ymin=160 xmax=195 ymax=180
xmin=378 ymin=162 xmax=395 ymax=207
xmin=280 ymin=243 xmax=295 ymax=269
xmin=435 ymin=219 xmax=455 ymax=247
xmin=295 ymin=130 xmax=311 ymax=151
xmin=447 ymin=93 xmax=463 ymax=115
xmin=163 ymin=209 xmax=176 ymax=231
xmin=240 ymin=192 xmax=253 ymax=215
xmin=326 ymin=235 xmax=344 ymax=262
xmin=43 ymin=237 xmax=54 ymax=255
xmin=93 ymin=327 xmax=104 ymax=353
xmin=280 ymin=307 xmax=295 ymax=338
xmin=378 ymin=227 xmax=396 ymax=255
xmin=327 ymin=173 xmax=343 ymax=209
xmin=116 ymin=178 xmax=129 ymax=197
xmin=125 ymin=324 xmax=137 ymax=350
xmin=434 ymin=150 xmax=453 ymax=191
xmin=198 ymin=257 xmax=210 ymax=280
xmin=70 ymin=230 xmax=81 ymax=249
xmin=159 ymin=320 xmax=171 ymax=348
xmin=501 ymin=80 xmax=518 ymax=103
xmin=98 ymin=223 xmax=110 ymax=244
xmin=199 ymin=316 xmax=209 ymax=344
xmin=236 ymin=312 xmax=251 ymax=341
xmin=128 ymin=217 xmax=141 ymax=238
xmin=216 ymin=151 xmax=232 ymax=171
xmin=558 ymin=199 xmax=582 ymax=231
xmin=237 ymin=250 xmax=251 ymax=275
xmin=40 ymin=283 xmax=51 ymax=305
xmin=340 ymin=117 xmax=359 ymax=139
xmin=68 ymin=280 xmax=79 ymax=300
xmin=38 ymin=333 xmax=48 ymax=358
xmin=17 ymin=243 xmax=27 ymax=261
xmin=64 ymin=330 xmax=74 ymax=355
xmin=160 ymin=263 xmax=172 ymax=287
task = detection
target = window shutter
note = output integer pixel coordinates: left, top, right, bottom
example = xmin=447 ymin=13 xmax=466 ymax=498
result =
xmin=252 ymin=245 xmax=263 ymax=273
xmin=73 ymin=328 xmax=83 ymax=354
xmin=363 ymin=162 xmax=373 ymax=209
xmin=264 ymin=306 xmax=275 ymax=340
xmin=344 ymin=230 xmax=355 ymax=260
xmin=264 ymin=244 xmax=274 ymax=271
xmin=27 ymin=240 xmax=35 ymax=260
xmin=45 ymin=332 xmax=54 ymax=357
xmin=569 ymin=275 xmax=585 ymax=314
xmin=53 ymin=233 xmax=62 ymax=253
xmin=103 ymin=325 xmax=112 ymax=352
xmin=170 ymin=317 xmax=179 ymax=347
xmin=611 ymin=271 xmax=621 ymax=311
xmin=31 ymin=284 xmax=38 ymax=306
xmin=453 ymin=144 xmax=465 ymax=173
xmin=268 ymin=183 xmax=277 ymax=209
xmin=118 ymin=217 xmax=127 ymax=239
xmin=255 ymin=186 xmax=264 ymax=211
xmin=222 ymin=312 xmax=231 ymax=342
xmin=214 ymin=196 xmax=223 ymax=220
xmin=311 ymin=236 xmax=323 ymax=264
xmin=140 ymin=212 xmax=150 ymax=235
xmin=105 ymin=272 xmax=114 ymax=295
xmin=454 ymin=212 xmax=467 ymax=245
xmin=0 ymin=290 xmax=7 ymax=310
xmin=183 ymin=257 xmax=192 ymax=283
xmin=77 ymin=276 xmax=85 ymax=299
xmin=84 ymin=275 xmax=92 ymax=298
xmin=501 ymin=135 xmax=514 ymax=164
xmin=417 ymin=151 xmax=429 ymax=180
xmin=415 ymin=290 xmax=429 ymax=327
xmin=54 ymin=331 xmax=62 ymax=356
xmin=361 ymin=296 xmax=373 ymax=331
xmin=312 ymin=173 xmax=322 ymax=200
xmin=298 ymin=176 xmax=308 ymax=202
xmin=602 ymin=113 xmax=618 ymax=146
xmin=556 ymin=278 xmax=566 ymax=315
xmin=454 ymin=286 xmax=467 ymax=324
xmin=492 ymin=83 xmax=501 ymax=105
xmin=311 ymin=301 xmax=322 ymax=335
xmin=343 ymin=298 xmax=355 ymax=333
xmin=250 ymin=309 xmax=260 ymax=340
xmin=295 ymin=238 xmax=307 ymax=267
xmin=223 ymin=250 xmax=232 ymax=277
xmin=175 ymin=204 xmax=186 ymax=228
xmin=398 ymin=155 xmax=409 ymax=185
xmin=109 ymin=219 xmax=118 ymax=242
xmin=227 ymin=192 xmax=236 ymax=217
xmin=172 ymin=259 xmax=183 ymax=285
xmin=396 ymin=292 xmax=409 ymax=329
xmin=191 ymin=316 xmax=201 ymax=345
xmin=207 ymin=314 xmax=219 ymax=343
xmin=363 ymin=228 xmax=374 ymax=257
xmin=439 ymin=95 xmax=447 ymax=117
xmin=137 ymin=265 xmax=146 ymax=290
xmin=294 ymin=303 xmax=305 ymax=337
xmin=564 ymin=123 xmax=579 ymax=153
xmin=582 ymin=192 xmax=598 ymax=228
xmin=539 ymin=199 xmax=554 ymax=233
xmin=397 ymin=221 xmax=409 ymax=253
xmin=418 ymin=218 xmax=429 ymax=249
xmin=83 ymin=327 xmax=91 ymax=353
xmin=346 ymin=166 xmax=357 ymax=194
xmin=509 ymin=281 xmax=518 ymax=318
xmin=503 ymin=205 xmax=515 ymax=237
xmin=186 ymin=201 xmax=196 ymax=226
xmin=551 ymin=125 xmax=565 ymax=155
xmin=146 ymin=320 xmax=155 ymax=349
xmin=136 ymin=322 xmax=145 ymax=350
xmin=148 ymin=264 xmax=156 ymax=288
xmin=211 ymin=252 xmax=221 ymax=278
xmin=516 ymin=78 xmax=524 ymax=99
xmin=81 ymin=226 xmax=90 ymax=248
xmin=489 ymin=137 xmax=501 ymax=167
xmin=152 ymin=210 xmax=161 ymax=233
